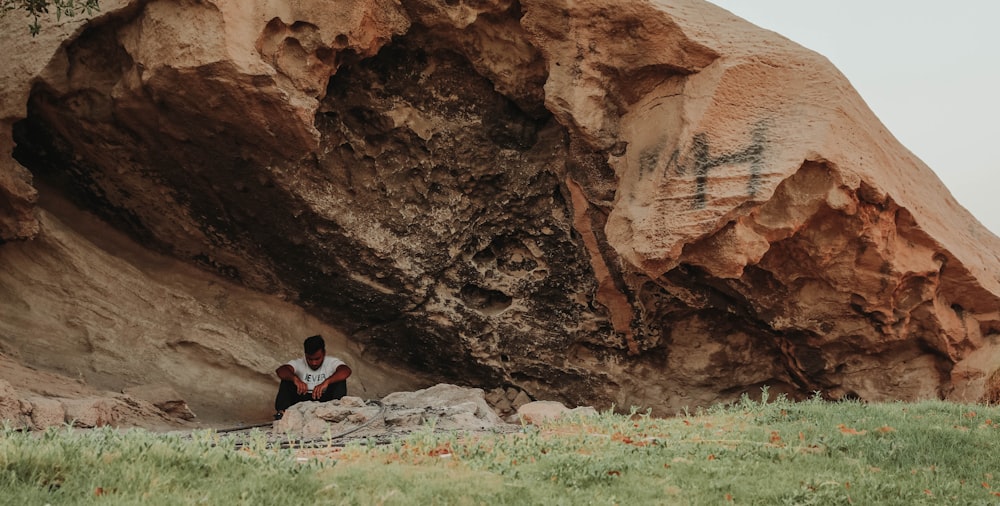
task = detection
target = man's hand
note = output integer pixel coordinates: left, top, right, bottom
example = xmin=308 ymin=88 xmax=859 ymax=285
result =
xmin=294 ymin=377 xmax=308 ymax=395
xmin=312 ymin=381 xmax=327 ymax=400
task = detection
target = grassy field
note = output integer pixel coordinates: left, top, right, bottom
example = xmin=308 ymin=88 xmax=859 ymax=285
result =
xmin=3 ymin=390 xmax=1000 ymax=505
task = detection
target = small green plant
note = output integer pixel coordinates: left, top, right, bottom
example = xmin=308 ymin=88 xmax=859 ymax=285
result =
xmin=1 ymin=0 xmax=100 ymax=36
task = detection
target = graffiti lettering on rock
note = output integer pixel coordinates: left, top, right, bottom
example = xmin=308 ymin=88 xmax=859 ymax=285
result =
xmin=661 ymin=122 xmax=768 ymax=209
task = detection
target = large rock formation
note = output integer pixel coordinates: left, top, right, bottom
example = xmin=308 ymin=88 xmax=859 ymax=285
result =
xmin=1 ymin=0 xmax=999 ymax=421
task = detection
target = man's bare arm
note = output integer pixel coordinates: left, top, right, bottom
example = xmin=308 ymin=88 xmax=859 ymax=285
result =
xmin=275 ymin=364 xmax=296 ymax=381
xmin=276 ymin=364 xmax=308 ymax=395
xmin=330 ymin=364 xmax=352 ymax=382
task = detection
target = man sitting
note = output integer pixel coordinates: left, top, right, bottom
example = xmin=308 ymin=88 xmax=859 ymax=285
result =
xmin=273 ymin=334 xmax=352 ymax=420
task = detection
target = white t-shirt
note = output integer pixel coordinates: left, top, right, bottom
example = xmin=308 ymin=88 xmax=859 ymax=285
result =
xmin=285 ymin=356 xmax=347 ymax=393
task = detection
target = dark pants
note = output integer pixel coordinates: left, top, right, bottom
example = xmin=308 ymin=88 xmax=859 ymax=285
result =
xmin=274 ymin=380 xmax=347 ymax=412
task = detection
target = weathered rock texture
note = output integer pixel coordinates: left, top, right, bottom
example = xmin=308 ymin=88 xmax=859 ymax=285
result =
xmin=270 ymin=384 xmax=522 ymax=440
xmin=0 ymin=356 xmax=193 ymax=430
xmin=2 ymin=0 xmax=999 ymax=421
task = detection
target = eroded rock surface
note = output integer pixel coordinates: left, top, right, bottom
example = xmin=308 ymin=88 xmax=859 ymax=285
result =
xmin=0 ymin=370 xmax=192 ymax=431
xmin=275 ymin=384 xmax=516 ymax=439
xmin=1 ymin=0 xmax=999 ymax=422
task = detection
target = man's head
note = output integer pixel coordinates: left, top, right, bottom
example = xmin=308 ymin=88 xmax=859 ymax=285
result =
xmin=303 ymin=334 xmax=326 ymax=370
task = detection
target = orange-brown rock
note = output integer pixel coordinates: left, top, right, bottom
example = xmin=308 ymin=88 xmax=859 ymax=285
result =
xmin=1 ymin=0 xmax=998 ymax=424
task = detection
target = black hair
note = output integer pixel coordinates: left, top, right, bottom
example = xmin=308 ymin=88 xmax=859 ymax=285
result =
xmin=303 ymin=334 xmax=325 ymax=355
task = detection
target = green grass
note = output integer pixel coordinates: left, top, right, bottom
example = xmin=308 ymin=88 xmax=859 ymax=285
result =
xmin=0 ymin=427 xmax=329 ymax=505
xmin=3 ymin=390 xmax=1000 ymax=504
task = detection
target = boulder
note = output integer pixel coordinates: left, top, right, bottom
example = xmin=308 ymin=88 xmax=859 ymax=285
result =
xmin=276 ymin=384 xmax=516 ymax=439
xmin=0 ymin=0 xmax=998 ymax=419
xmin=273 ymin=398 xmax=382 ymax=439
xmin=26 ymin=397 xmax=66 ymax=430
xmin=0 ymin=380 xmax=27 ymax=429
xmin=62 ymin=397 xmax=124 ymax=428
xmin=383 ymin=383 xmax=505 ymax=426
xmin=123 ymin=384 xmax=197 ymax=421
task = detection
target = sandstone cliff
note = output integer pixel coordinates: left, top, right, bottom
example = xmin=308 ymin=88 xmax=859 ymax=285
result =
xmin=1 ymin=0 xmax=998 ymax=423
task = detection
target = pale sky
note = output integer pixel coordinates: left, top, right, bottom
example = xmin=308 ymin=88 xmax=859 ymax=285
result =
xmin=707 ymin=1 xmax=1000 ymax=236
